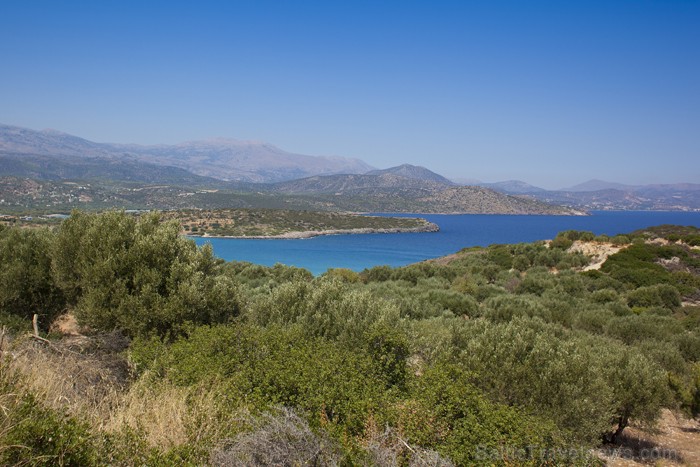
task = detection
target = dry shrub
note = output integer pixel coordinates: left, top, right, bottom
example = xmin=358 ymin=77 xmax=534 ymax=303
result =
xmin=209 ymin=407 xmax=342 ymax=467
xmin=5 ymin=331 xmax=129 ymax=425
xmin=363 ymin=422 xmax=454 ymax=467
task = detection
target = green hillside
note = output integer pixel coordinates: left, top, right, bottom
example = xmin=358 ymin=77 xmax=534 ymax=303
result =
xmin=1 ymin=212 xmax=698 ymax=465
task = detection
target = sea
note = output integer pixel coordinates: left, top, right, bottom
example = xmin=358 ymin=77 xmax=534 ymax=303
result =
xmin=191 ymin=211 xmax=700 ymax=276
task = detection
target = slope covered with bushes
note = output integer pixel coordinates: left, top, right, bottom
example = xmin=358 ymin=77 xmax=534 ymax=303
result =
xmin=1 ymin=212 xmax=699 ymax=465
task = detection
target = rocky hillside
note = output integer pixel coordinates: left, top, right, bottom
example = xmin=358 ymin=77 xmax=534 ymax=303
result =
xmin=270 ymin=173 xmax=449 ymax=195
xmin=413 ymin=186 xmax=582 ymax=214
xmin=268 ymin=173 xmax=583 ymax=215
xmin=366 ymin=164 xmax=455 ymax=185
xmin=475 ymin=180 xmax=546 ymax=194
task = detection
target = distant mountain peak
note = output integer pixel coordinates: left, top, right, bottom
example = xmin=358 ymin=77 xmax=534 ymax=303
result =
xmin=474 ymin=180 xmax=546 ymax=194
xmin=367 ymin=164 xmax=454 ymax=185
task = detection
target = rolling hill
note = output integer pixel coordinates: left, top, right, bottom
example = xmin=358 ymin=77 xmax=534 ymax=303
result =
xmin=267 ymin=170 xmax=583 ymax=215
xmin=475 ymin=180 xmax=547 ymax=194
xmin=0 ymin=152 xmax=223 ymax=185
xmin=366 ymin=164 xmax=455 ymax=185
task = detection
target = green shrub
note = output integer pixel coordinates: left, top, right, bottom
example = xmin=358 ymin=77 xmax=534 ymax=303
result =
xmin=573 ymin=308 xmax=615 ymax=334
xmin=627 ymin=284 xmax=681 ymax=310
xmin=52 ymin=211 xmax=244 ymax=337
xmin=403 ymin=363 xmax=566 ymax=465
xmin=550 ymin=230 xmax=594 ymax=250
xmin=605 ymin=314 xmax=684 ymax=345
xmin=140 ymin=323 xmax=395 ymax=436
xmin=486 ymin=245 xmax=513 ymax=269
xmin=590 ymin=288 xmax=620 ymax=304
xmin=0 ymin=368 xmax=100 ymax=466
xmin=460 ymin=318 xmax=614 ymax=443
xmin=602 ymin=346 xmax=668 ymax=443
xmin=322 ymin=268 xmax=361 ymax=283
xmin=247 ymin=278 xmax=401 ymax=348
xmin=0 ymin=228 xmax=65 ymax=330
xmin=361 ymin=265 xmax=393 ymax=282
xmin=482 ymin=295 xmax=548 ymax=323
xmin=515 ymin=273 xmax=557 ymax=296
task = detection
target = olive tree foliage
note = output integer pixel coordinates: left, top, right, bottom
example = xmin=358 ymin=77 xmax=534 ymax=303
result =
xmin=626 ymin=284 xmax=681 ymax=310
xmin=247 ymin=277 xmax=401 ymax=348
xmin=602 ymin=345 xmax=668 ymax=443
xmin=247 ymin=278 xmax=409 ymax=387
xmin=0 ymin=227 xmax=65 ymax=329
xmin=459 ymin=317 xmax=667 ymax=444
xmin=51 ymin=210 xmax=243 ymax=337
xmin=404 ymin=363 xmax=567 ymax=466
xmin=460 ymin=318 xmax=613 ymax=443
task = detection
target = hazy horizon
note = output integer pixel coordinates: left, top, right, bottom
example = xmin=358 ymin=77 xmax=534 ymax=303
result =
xmin=2 ymin=120 xmax=698 ymax=191
xmin=1 ymin=1 xmax=698 ymax=189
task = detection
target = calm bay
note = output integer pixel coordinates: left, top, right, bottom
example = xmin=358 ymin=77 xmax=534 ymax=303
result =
xmin=192 ymin=211 xmax=700 ymax=275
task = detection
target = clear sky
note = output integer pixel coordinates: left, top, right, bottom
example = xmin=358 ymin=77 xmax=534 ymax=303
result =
xmin=1 ymin=1 xmax=698 ymax=189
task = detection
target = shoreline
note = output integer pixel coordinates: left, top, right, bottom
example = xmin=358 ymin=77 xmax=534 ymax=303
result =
xmin=186 ymin=222 xmax=440 ymax=239
xmin=363 ymin=210 xmax=589 ymax=216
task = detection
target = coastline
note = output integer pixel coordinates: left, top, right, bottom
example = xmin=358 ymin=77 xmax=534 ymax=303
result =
xmin=186 ymin=222 xmax=440 ymax=239
xmin=364 ymin=210 xmax=589 ymax=216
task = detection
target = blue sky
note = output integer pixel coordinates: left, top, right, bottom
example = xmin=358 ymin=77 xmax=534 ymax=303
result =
xmin=1 ymin=1 xmax=698 ymax=188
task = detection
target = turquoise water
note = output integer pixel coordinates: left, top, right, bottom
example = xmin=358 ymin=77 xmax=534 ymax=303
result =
xmin=192 ymin=211 xmax=700 ymax=275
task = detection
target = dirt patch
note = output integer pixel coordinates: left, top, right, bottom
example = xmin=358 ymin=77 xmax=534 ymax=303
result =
xmin=596 ymin=409 xmax=700 ymax=466
xmin=49 ymin=313 xmax=82 ymax=336
xmin=567 ymin=241 xmax=626 ymax=271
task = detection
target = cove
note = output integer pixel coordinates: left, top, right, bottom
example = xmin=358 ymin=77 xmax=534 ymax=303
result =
xmin=192 ymin=211 xmax=700 ymax=275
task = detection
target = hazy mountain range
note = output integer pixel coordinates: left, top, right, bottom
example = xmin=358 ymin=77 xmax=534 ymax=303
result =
xmin=0 ymin=124 xmax=372 ymax=183
xmin=469 ymin=177 xmax=700 ymax=211
xmin=1 ymin=123 xmax=697 ymax=212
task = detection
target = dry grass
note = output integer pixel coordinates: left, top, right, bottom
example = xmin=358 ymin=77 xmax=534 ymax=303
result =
xmin=5 ymin=333 xmax=128 ymax=425
xmin=3 ymin=330 xmax=243 ymax=453
xmin=105 ymin=376 xmax=243 ymax=450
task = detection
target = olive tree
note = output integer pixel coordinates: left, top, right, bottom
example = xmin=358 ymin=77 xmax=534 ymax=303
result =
xmin=51 ymin=210 xmax=243 ymax=337
xmin=0 ymin=227 xmax=65 ymax=329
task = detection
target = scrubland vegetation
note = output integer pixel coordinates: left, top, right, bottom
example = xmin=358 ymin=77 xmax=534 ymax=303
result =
xmin=1 ymin=211 xmax=699 ymax=465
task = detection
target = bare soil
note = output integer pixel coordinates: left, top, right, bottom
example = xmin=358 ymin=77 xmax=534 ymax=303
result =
xmin=596 ymin=410 xmax=700 ymax=466
xmin=567 ymin=240 xmax=626 ymax=271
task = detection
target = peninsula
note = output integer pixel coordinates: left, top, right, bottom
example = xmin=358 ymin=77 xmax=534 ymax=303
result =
xmin=160 ymin=208 xmax=439 ymax=238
